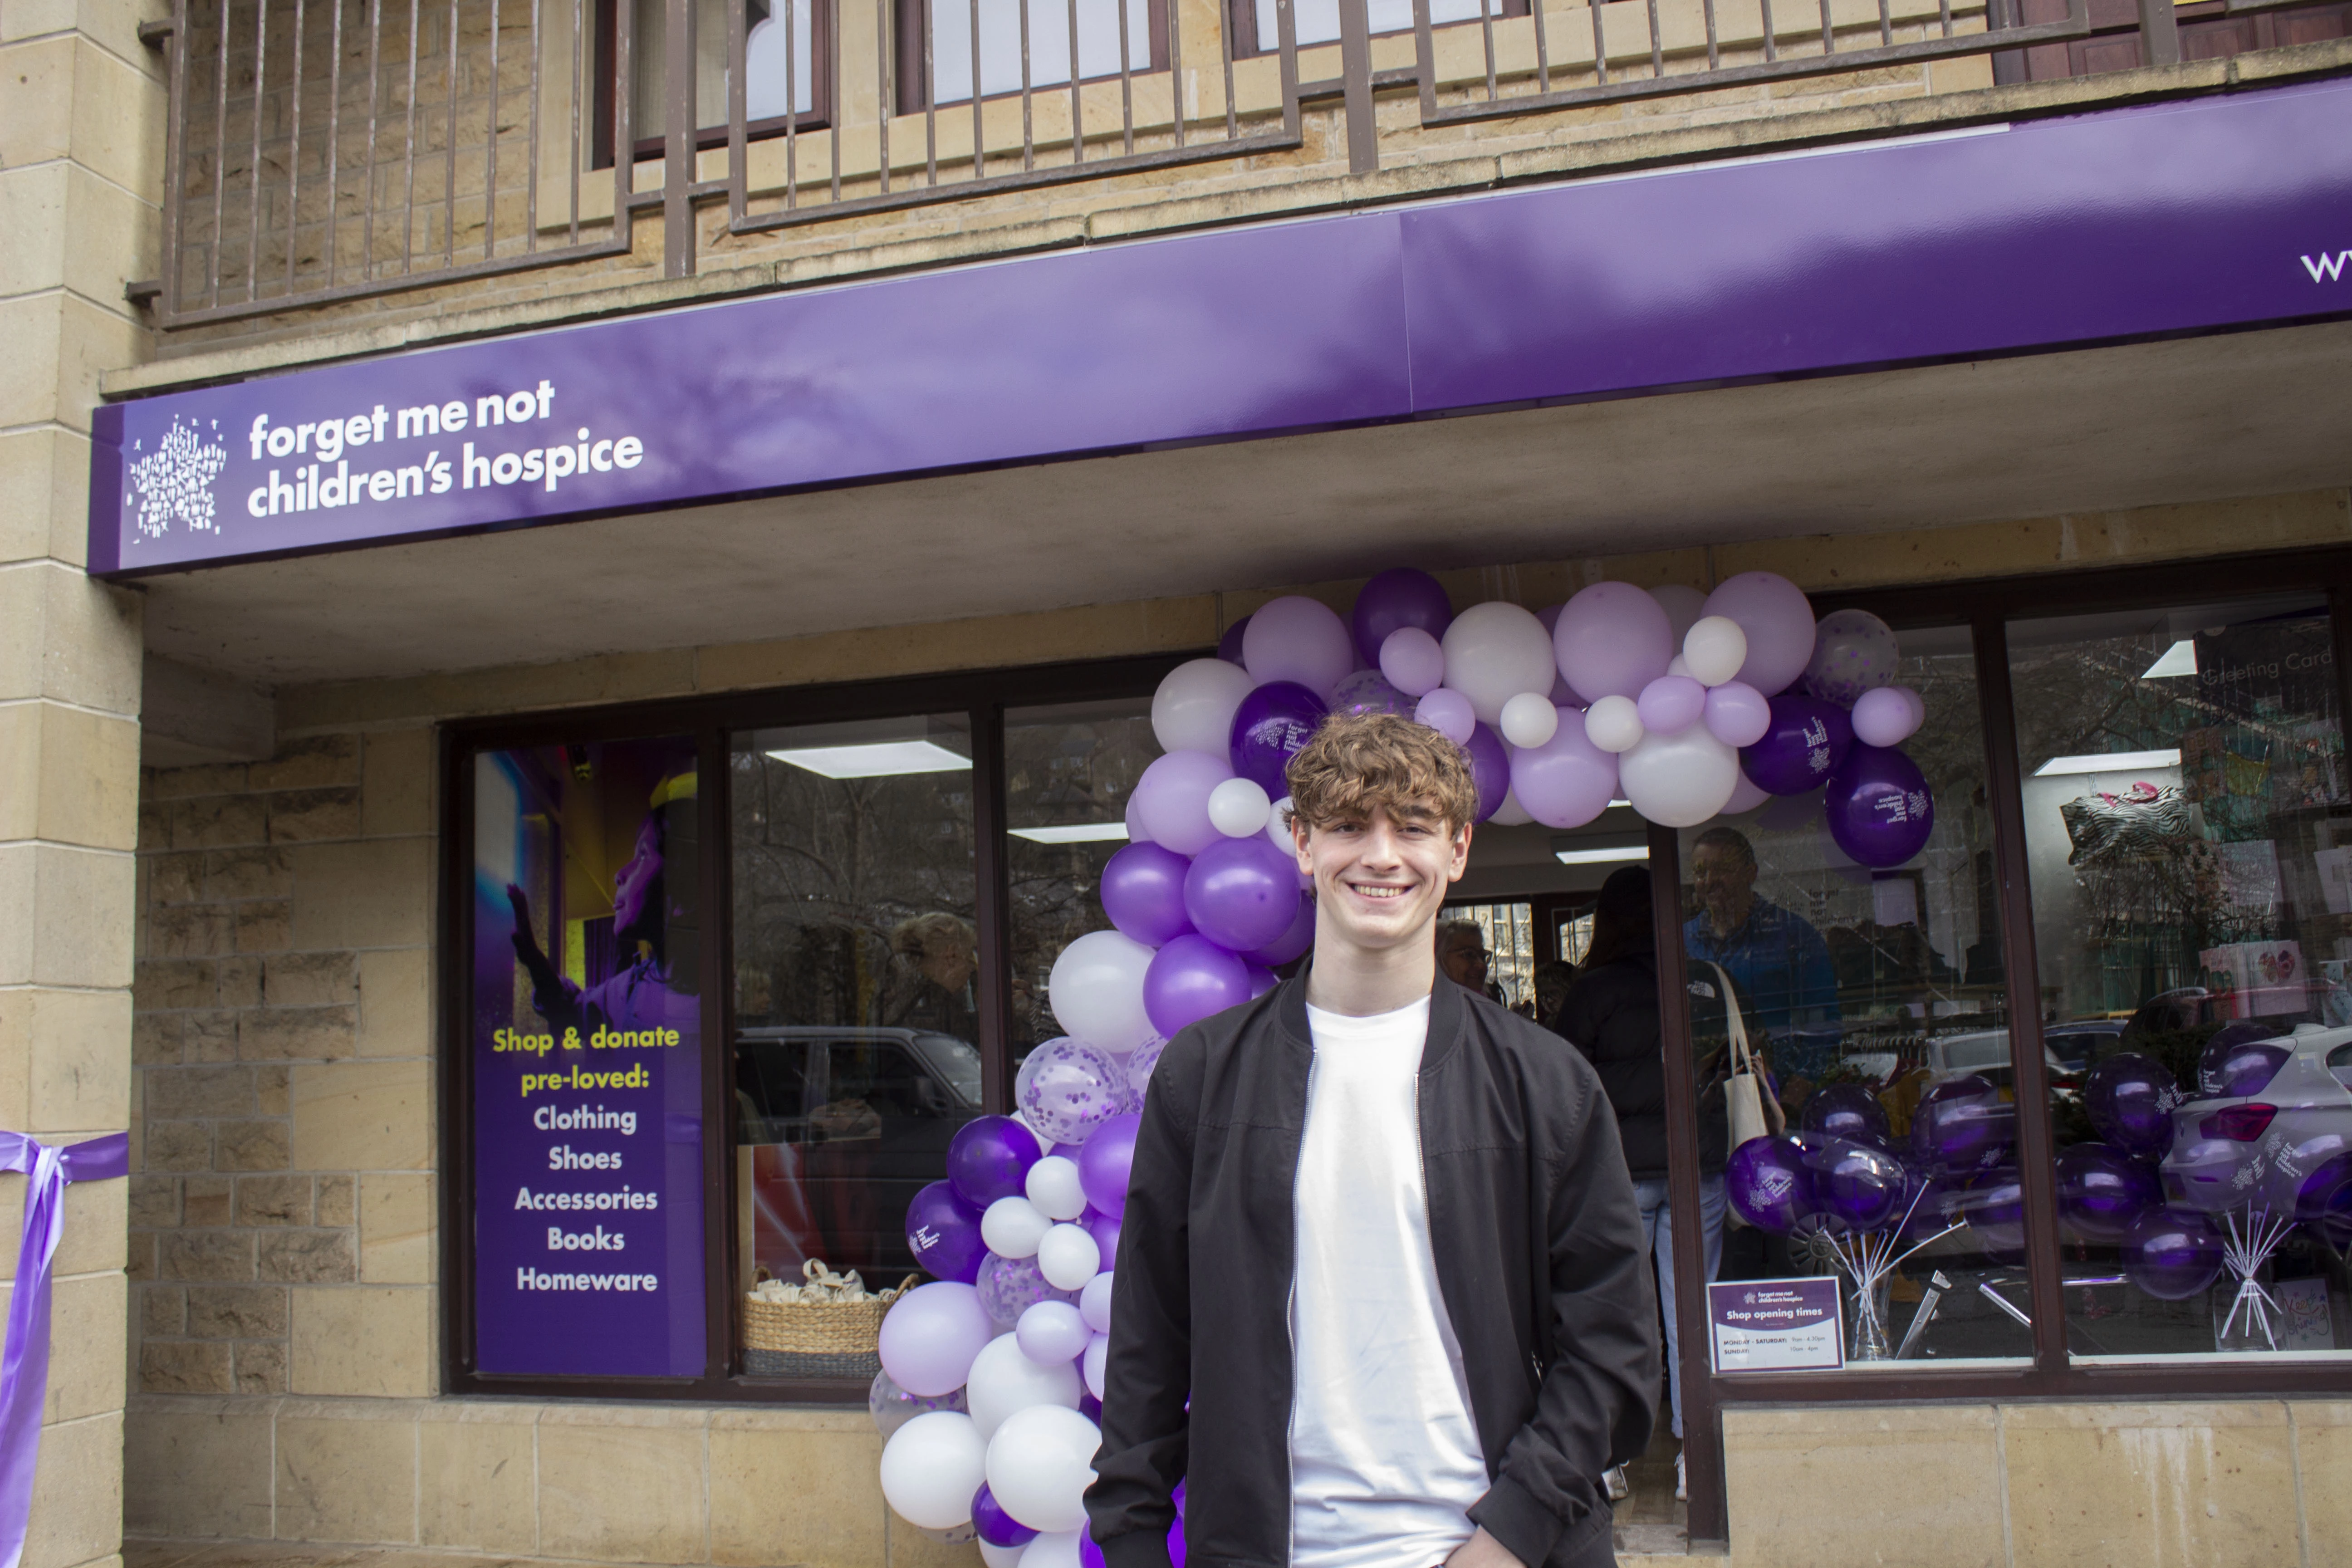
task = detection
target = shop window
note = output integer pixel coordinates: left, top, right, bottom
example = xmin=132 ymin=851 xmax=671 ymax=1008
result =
xmin=2008 ymin=596 xmax=2352 ymax=1361
xmin=1666 ymin=625 xmax=2029 ymax=1381
xmin=1004 ymin=698 xmax=1162 ymax=1065
xmin=728 ymin=715 xmax=979 ymax=1367
xmin=1441 ymin=899 xmax=1541 ymax=1014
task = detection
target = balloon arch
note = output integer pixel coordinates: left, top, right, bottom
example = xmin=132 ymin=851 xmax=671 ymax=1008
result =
xmin=864 ymin=567 xmax=1941 ymax=1562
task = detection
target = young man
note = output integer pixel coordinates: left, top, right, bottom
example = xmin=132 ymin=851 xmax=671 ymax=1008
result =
xmin=1089 ymin=713 xmax=1659 ymax=1568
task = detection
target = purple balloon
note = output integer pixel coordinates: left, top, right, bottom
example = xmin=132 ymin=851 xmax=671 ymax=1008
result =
xmin=2295 ymin=1150 xmax=2352 ymax=1250
xmin=1702 ymin=681 xmax=1772 ymax=748
xmin=1217 ymin=615 xmax=1250 ymax=665
xmin=2056 ymin=1142 xmax=2162 ymax=1244
xmin=1183 ymin=834 xmax=1303 ymax=954
xmin=1228 ymin=680 xmax=1329 ymax=798
xmin=976 ymin=1251 xmax=1077 ymax=1326
xmin=1352 ymin=567 xmax=1455 ymax=665
xmin=1246 ymin=963 xmax=1278 ymax=999
xmin=1100 ymin=841 xmax=1196 ymax=949
xmin=1954 ymin=1167 xmax=2027 ymax=1260
xmin=1823 ymin=744 xmax=1935 ymax=868
xmin=1133 ymin=749 xmax=1234 ymax=858
xmin=1725 ymin=1134 xmax=1818 ymax=1235
xmin=906 ymin=1179 xmax=989 ymax=1284
xmin=1330 ymin=667 xmax=1413 ymax=719
xmin=947 ymin=1115 xmax=1043 ymax=1209
xmin=1143 ymin=933 xmax=1252 ymax=1037
xmin=1380 ymin=627 xmax=1448 ymax=697
xmin=1556 ymin=581 xmax=1675 ymax=704
xmin=2084 ymin=1052 xmax=2180 ymax=1161
xmin=1080 ymin=1518 xmax=1187 ymax=1568
xmin=1244 ymin=893 xmax=1315 ymax=968
xmin=1078 ymin=1113 xmax=1139 ymax=1218
xmin=1635 ymin=674 xmax=1706 ymax=735
xmin=1739 ymin=691 xmax=1855 ymax=796
xmin=1508 ymin=708 xmax=1618 ymax=829
xmin=1911 ymin=1073 xmax=2015 ymax=1178
xmin=1415 ymin=687 xmax=1475 ymax=745
xmin=1463 ymin=722 xmax=1509 ymax=823
xmin=1083 ymin=1205 xmax=1123 ymax=1267
xmin=2125 ymin=1208 xmax=2225 ymax=1300
xmin=2197 ymin=1024 xmax=2292 ymax=1099
xmin=1124 ymin=789 xmax=1152 ymax=845
xmin=973 ymin=1484 xmax=1039 ymax=1549
xmin=1800 ymin=1132 xmax=1907 ymax=1232
xmin=1801 ymin=1084 xmax=1891 ymax=1147
xmin=1898 ymin=1171 xmax=1960 ymax=1245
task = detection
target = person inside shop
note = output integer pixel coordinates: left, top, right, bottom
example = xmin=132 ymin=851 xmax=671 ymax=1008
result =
xmin=1532 ymin=960 xmax=1578 ymax=1030
xmin=1682 ymin=827 xmax=1842 ymax=1104
xmin=1091 ymin=712 xmax=1657 ymax=1568
xmin=1437 ymin=917 xmax=1509 ymax=1004
xmin=1555 ymin=866 xmax=1730 ymax=1507
xmin=871 ymin=911 xmax=981 ymax=1040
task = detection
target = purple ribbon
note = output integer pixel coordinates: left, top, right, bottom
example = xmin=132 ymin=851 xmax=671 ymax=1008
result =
xmin=0 ymin=1132 xmax=127 ymax=1568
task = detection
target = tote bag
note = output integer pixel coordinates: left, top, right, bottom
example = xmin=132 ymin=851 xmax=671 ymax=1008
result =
xmin=1710 ymin=961 xmax=1781 ymax=1150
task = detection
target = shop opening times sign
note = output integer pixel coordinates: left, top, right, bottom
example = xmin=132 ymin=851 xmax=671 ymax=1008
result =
xmin=1708 ymin=1277 xmax=1845 ymax=1373
xmin=470 ymin=740 xmax=706 ymax=1378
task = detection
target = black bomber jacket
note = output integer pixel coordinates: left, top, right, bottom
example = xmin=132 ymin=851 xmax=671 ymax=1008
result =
xmin=1086 ymin=974 xmax=1660 ymax=1568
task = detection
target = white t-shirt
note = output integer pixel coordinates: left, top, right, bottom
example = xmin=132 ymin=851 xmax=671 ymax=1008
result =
xmin=1291 ymin=994 xmax=1489 ymax=1568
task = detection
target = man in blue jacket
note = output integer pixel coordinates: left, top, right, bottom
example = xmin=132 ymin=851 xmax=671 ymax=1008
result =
xmin=1089 ymin=713 xmax=1658 ymax=1568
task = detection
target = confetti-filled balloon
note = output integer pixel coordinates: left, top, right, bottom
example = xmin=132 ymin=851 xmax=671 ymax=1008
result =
xmin=1800 ymin=608 xmax=1902 ymax=706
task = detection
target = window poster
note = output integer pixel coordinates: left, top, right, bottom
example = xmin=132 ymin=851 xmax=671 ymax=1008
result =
xmin=470 ymin=738 xmax=706 ymax=1377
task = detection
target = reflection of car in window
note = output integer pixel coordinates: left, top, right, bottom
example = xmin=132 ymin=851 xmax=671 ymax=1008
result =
xmin=736 ymin=1026 xmax=981 ymax=1280
xmin=2161 ymin=1024 xmax=2352 ymax=1235
xmin=1924 ymin=1028 xmax=2078 ymax=1093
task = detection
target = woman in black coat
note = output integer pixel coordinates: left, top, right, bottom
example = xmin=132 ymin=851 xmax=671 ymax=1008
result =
xmin=1552 ymin=865 xmax=1730 ymax=1498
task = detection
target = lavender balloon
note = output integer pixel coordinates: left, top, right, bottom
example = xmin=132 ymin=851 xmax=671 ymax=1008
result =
xmin=1143 ymin=933 xmax=1252 ymax=1037
xmin=2084 ymin=1052 xmax=2180 ymax=1161
xmin=1132 ymin=750 xmax=1234 ymax=858
xmin=1739 ymin=691 xmax=1854 ymax=795
xmin=870 ymin=1369 xmax=968 ymax=1438
xmin=1463 ymin=721 xmax=1509 ymax=823
xmin=1414 ymin=687 xmax=1476 ymax=745
xmin=1083 ymin=1205 xmax=1122 ymax=1266
xmin=2056 ymin=1142 xmax=2161 ymax=1244
xmin=1725 ymin=1134 xmax=1818 ymax=1235
xmin=1183 ymin=834 xmax=1303 ymax=954
xmin=1099 ymin=842 xmax=1196 ymax=949
xmin=1823 ymin=744 xmax=1935 ymax=868
xmin=1330 ymin=667 xmax=1413 ymax=719
xmin=1228 ymin=681 xmax=1329 ymax=798
xmin=1800 ymin=1084 xmax=1891 ymax=1148
xmin=877 ymin=1280 xmax=998 ymax=1396
xmin=1799 ymin=608 xmax=1902 ymax=706
xmin=1509 ymin=708 xmax=1618 ymax=829
xmin=1242 ymin=596 xmax=1354 ymax=700
xmin=1911 ymin=1073 xmax=2014 ymax=1178
xmin=1017 ymin=1039 xmax=1128 ymax=1146
xmin=1351 ymin=567 xmax=1455 ymax=665
xmin=1700 ymin=572 xmax=1818 ymax=696
xmin=948 ymin=1115 xmax=1044 ymax=1209
xmin=1217 ymin=616 xmax=1250 ymax=665
xmin=2125 ymin=1208 xmax=2225 ymax=1300
xmin=973 ymin=1483 xmax=1040 ymax=1549
xmin=1244 ymin=894 xmax=1315 ymax=968
xmin=976 ymin=1251 xmax=1078 ymax=1327
xmin=907 ymin=1179 xmax=990 ymax=1284
xmin=1702 ymin=681 xmax=1772 ymax=748
xmin=1078 ymin=1113 xmax=1139 ymax=1219
xmin=1636 ymin=674 xmax=1706 ymax=735
xmin=1556 ymin=581 xmax=1675 ymax=704
xmin=1380 ymin=627 xmax=1448 ymax=697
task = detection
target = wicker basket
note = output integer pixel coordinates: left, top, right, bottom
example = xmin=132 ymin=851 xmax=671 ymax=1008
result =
xmin=743 ymin=1261 xmax=915 ymax=1381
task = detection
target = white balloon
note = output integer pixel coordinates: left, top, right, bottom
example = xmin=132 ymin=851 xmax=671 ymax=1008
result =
xmin=1488 ymin=787 xmax=1534 ymax=827
xmin=1499 ymin=692 xmax=1559 ymax=749
xmin=1018 ymin=1533 xmax=1083 ymax=1568
xmin=1016 ymin=1299 xmax=1093 ymax=1366
xmin=1243 ymin=596 xmax=1356 ymax=700
xmin=1683 ymin=615 xmax=1750 ymax=688
xmin=1441 ymin=602 xmax=1559 ymax=727
xmin=1651 ymin=584 xmax=1709 ymax=647
xmin=1036 ymin=1223 xmax=1103 ymax=1291
xmin=982 ymin=1540 xmax=1028 ymax=1568
xmin=1151 ymin=657 xmax=1257 ymax=757
xmin=1083 ymin=1332 xmax=1110 ymax=1399
xmin=1583 ymin=695 xmax=1646 ymax=754
xmin=1024 ymin=1156 xmax=1089 ymax=1221
xmin=1048 ymin=930 xmax=1157 ymax=1055
xmin=987 ymin=1405 xmax=1102 ymax=1534
xmin=1666 ymin=654 xmax=1694 ymax=678
xmin=1618 ymin=724 xmax=1741 ymax=828
xmin=1266 ymin=795 xmax=1300 ymax=861
xmin=1206 ymin=777 xmax=1272 ymax=838
xmin=879 ymin=1411 xmax=988 ymax=1530
xmin=966 ymin=1332 xmax=1083 ymax=1441
xmin=982 ymin=1196 xmax=1052 ymax=1260
xmin=1079 ymin=1271 xmax=1116 ymax=1333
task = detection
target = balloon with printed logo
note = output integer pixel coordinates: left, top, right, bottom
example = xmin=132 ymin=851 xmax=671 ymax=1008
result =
xmin=878 ymin=1281 xmax=998 ymax=1398
xmin=1151 ymin=658 xmax=1258 ymax=757
xmin=1242 ymin=596 xmax=1355 ymax=701
xmin=1183 ymin=833 xmax=1304 ymax=954
xmin=1098 ymin=842 xmax=1195 ymax=950
xmin=1441 ymin=602 xmax=1558 ymax=727
xmin=1330 ymin=667 xmax=1413 ymax=720
xmin=1911 ymin=1073 xmax=2015 ymax=1178
xmin=1800 ymin=1084 xmax=1892 ymax=1149
xmin=1047 ymin=931 xmax=1158 ymax=1056
xmin=907 ymin=1180 xmax=989 ymax=1284
xmin=1142 ymin=933 xmax=1251 ymax=1038
xmin=1379 ymin=627 xmax=1449 ymax=698
xmin=977 ymin=1252 xmax=1078 ymax=1328
xmin=1227 ymin=681 xmax=1330 ymax=799
xmin=2084 ymin=1052 xmax=2179 ymax=1161
xmin=872 ymin=1369 xmax=969 ymax=1439
xmin=974 ymin=1484 xmax=1041 ymax=1551
xmin=2056 ymin=1142 xmax=2162 ymax=1245
xmin=1725 ymin=1134 xmax=1818 ymax=1235
xmin=1078 ymin=1114 xmax=1139 ymax=1219
xmin=1131 ymin=750 xmax=1234 ymax=859
xmin=1509 ymin=708 xmax=1619 ymax=830
xmin=2125 ymin=1208 xmax=2225 ymax=1301
xmin=1352 ymin=567 xmax=1455 ymax=665
xmin=1243 ymin=893 xmax=1315 ymax=969
xmin=881 ymin=1411 xmax=990 ymax=1530
xmin=1700 ymin=572 xmax=1818 ymax=696
xmin=1617 ymin=723 xmax=1740 ymax=828
xmin=1800 ymin=608 xmax=1901 ymax=706
xmin=966 ymin=1332 xmax=1084 ymax=1441
xmin=1016 ymin=1039 xmax=1128 ymax=1146
xmin=1463 ymin=721 xmax=1510 ymax=823
xmin=1557 ymin=582 xmax=1676 ymax=704
xmin=948 ymin=1116 xmax=1045 ymax=1210
xmin=1739 ymin=691 xmax=1855 ymax=796
xmin=1823 ymin=744 xmax=1934 ymax=868
xmin=1850 ymin=685 xmax=1923 ymax=749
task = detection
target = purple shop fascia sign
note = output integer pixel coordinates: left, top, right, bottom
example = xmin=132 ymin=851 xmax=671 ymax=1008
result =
xmin=90 ymin=75 xmax=2352 ymax=576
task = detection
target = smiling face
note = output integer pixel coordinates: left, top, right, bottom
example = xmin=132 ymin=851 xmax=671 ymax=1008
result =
xmin=1295 ymin=798 xmax=1472 ymax=962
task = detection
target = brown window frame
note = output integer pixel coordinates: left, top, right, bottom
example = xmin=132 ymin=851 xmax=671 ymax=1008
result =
xmin=1223 ymin=0 xmax=1531 ymax=59
xmin=591 ymin=0 xmax=838 ymax=169
xmin=889 ymin=0 xmax=1171 ymax=117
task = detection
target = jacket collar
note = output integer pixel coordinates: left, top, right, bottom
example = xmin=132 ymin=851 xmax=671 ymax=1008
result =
xmin=1273 ymin=959 xmax=1469 ymax=1077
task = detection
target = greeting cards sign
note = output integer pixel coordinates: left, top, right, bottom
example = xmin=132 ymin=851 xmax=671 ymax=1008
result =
xmin=470 ymin=738 xmax=706 ymax=1378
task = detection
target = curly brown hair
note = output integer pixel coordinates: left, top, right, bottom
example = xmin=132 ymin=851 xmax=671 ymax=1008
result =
xmin=1284 ymin=712 xmax=1481 ymax=835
